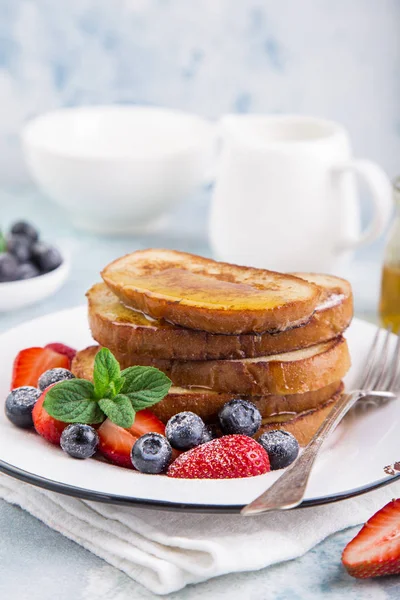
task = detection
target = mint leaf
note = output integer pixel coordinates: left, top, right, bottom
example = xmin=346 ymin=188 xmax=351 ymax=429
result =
xmin=98 ymin=395 xmax=135 ymax=428
xmin=93 ymin=348 xmax=121 ymax=399
xmin=121 ymin=366 xmax=171 ymax=410
xmin=0 ymin=231 xmax=6 ymax=253
xmin=44 ymin=380 xmax=104 ymax=424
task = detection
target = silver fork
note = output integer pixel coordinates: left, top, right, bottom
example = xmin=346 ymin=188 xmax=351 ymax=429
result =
xmin=241 ymin=326 xmax=400 ymax=516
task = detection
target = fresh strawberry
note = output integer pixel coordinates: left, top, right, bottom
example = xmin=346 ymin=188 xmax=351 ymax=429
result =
xmin=45 ymin=343 xmax=77 ymax=364
xmin=342 ymin=499 xmax=400 ymax=578
xmin=97 ymin=418 xmax=139 ymax=469
xmin=128 ymin=409 xmax=165 ymax=437
xmin=11 ymin=347 xmax=69 ymax=389
xmin=32 ymin=387 xmax=68 ymax=445
xmin=167 ymin=434 xmax=270 ymax=479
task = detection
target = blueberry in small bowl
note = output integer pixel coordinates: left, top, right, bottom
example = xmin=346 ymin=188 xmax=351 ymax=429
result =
xmin=0 ymin=220 xmax=69 ymax=312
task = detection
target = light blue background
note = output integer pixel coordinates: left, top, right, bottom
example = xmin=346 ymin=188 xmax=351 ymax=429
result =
xmin=0 ymin=0 xmax=398 ymax=184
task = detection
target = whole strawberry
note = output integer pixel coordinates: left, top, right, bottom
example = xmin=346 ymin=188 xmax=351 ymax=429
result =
xmin=342 ymin=498 xmax=400 ymax=578
xmin=167 ymin=434 xmax=270 ymax=479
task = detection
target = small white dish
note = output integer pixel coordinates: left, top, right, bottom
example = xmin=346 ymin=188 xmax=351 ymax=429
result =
xmin=0 ymin=309 xmax=398 ymax=512
xmin=22 ymin=106 xmax=215 ymax=234
xmin=0 ymin=254 xmax=70 ymax=312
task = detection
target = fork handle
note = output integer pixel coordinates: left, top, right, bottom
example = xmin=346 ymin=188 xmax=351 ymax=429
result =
xmin=241 ymin=390 xmax=364 ymax=515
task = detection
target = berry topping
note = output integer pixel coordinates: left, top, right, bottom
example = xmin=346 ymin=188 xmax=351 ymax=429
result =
xmin=31 ymin=242 xmax=62 ymax=274
xmin=342 ymin=499 xmax=400 ymax=578
xmin=15 ymin=262 xmax=40 ymax=280
xmin=10 ymin=221 xmax=39 ymax=243
xmin=201 ymin=424 xmax=218 ymax=444
xmin=128 ymin=409 xmax=165 ymax=438
xmin=218 ymin=398 xmax=262 ymax=437
xmin=45 ymin=343 xmax=77 ymax=363
xmin=167 ymin=434 xmax=270 ymax=479
xmin=7 ymin=235 xmax=33 ymax=264
xmin=60 ymin=424 xmax=99 ymax=459
xmin=257 ymin=430 xmax=299 ymax=470
xmin=165 ymin=411 xmax=206 ymax=450
xmin=11 ymin=346 xmax=70 ymax=389
xmin=32 ymin=388 xmax=68 ymax=445
xmin=5 ymin=386 xmax=41 ymax=428
xmin=38 ymin=368 xmax=75 ymax=391
xmin=97 ymin=418 xmax=138 ymax=469
xmin=131 ymin=433 xmax=172 ymax=474
xmin=0 ymin=253 xmax=18 ymax=282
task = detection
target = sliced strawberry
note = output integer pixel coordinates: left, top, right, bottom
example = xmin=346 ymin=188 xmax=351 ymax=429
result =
xmin=167 ymin=434 xmax=270 ymax=479
xmin=342 ymin=499 xmax=400 ymax=578
xmin=45 ymin=343 xmax=77 ymax=364
xmin=32 ymin=388 xmax=68 ymax=445
xmin=127 ymin=409 xmax=165 ymax=437
xmin=11 ymin=347 xmax=69 ymax=390
xmin=97 ymin=418 xmax=139 ymax=469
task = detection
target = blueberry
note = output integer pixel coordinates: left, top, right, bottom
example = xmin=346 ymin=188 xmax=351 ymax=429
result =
xmin=0 ymin=252 xmax=18 ymax=282
xmin=257 ymin=430 xmax=300 ymax=470
xmin=200 ymin=424 xmax=218 ymax=444
xmin=15 ymin=262 xmax=40 ymax=280
xmin=218 ymin=399 xmax=261 ymax=436
xmin=5 ymin=386 xmax=41 ymax=428
xmin=131 ymin=433 xmax=172 ymax=474
xmin=60 ymin=424 xmax=99 ymax=459
xmin=7 ymin=235 xmax=33 ymax=263
xmin=10 ymin=221 xmax=39 ymax=243
xmin=31 ymin=242 xmax=62 ymax=274
xmin=165 ymin=411 xmax=206 ymax=450
xmin=38 ymin=368 xmax=75 ymax=391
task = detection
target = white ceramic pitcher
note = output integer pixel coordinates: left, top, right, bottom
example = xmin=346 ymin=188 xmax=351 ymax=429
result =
xmin=209 ymin=115 xmax=392 ymax=273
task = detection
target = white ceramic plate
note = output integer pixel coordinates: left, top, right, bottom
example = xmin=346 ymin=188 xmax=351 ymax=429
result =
xmin=0 ymin=307 xmax=398 ymax=513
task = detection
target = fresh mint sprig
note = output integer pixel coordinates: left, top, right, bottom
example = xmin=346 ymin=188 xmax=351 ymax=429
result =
xmin=43 ymin=348 xmax=172 ymax=428
xmin=0 ymin=231 xmax=6 ymax=253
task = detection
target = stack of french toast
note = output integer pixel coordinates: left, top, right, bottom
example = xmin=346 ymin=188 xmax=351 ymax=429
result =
xmin=72 ymin=249 xmax=352 ymax=446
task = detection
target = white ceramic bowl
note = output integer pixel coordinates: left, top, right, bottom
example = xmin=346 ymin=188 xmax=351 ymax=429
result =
xmin=0 ymin=254 xmax=70 ymax=312
xmin=22 ymin=106 xmax=214 ymax=234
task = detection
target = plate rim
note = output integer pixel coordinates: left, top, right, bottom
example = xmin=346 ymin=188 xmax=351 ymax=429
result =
xmin=0 ymin=458 xmax=399 ymax=514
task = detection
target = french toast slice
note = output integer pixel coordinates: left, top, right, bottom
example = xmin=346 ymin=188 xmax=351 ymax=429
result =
xmin=106 ymin=336 xmax=351 ymax=395
xmin=71 ymin=345 xmax=343 ymax=423
xmin=88 ymin=273 xmax=352 ymax=360
xmin=101 ymin=249 xmax=322 ymax=334
xmin=256 ymin=386 xmax=343 ymax=446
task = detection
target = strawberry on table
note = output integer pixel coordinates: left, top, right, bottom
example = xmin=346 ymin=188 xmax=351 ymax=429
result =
xmin=342 ymin=499 xmax=400 ymax=578
xmin=167 ymin=434 xmax=271 ymax=479
xmin=32 ymin=387 xmax=68 ymax=445
xmin=11 ymin=347 xmax=69 ymax=389
xmin=97 ymin=418 xmax=138 ymax=469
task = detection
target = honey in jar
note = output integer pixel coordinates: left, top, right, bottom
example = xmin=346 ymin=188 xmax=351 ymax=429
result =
xmin=380 ymin=177 xmax=400 ymax=330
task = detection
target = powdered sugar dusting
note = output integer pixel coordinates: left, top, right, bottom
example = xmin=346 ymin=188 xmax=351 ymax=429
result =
xmin=167 ymin=435 xmax=270 ymax=479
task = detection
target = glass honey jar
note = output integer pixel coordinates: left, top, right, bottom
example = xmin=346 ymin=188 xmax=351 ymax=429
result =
xmin=379 ymin=176 xmax=400 ymax=330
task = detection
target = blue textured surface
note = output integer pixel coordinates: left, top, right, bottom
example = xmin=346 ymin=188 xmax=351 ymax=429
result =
xmin=0 ymin=186 xmax=395 ymax=598
xmin=0 ymin=0 xmax=399 ymax=185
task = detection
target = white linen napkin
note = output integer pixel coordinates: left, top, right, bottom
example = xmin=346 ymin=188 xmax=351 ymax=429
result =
xmin=1 ymin=473 xmax=399 ymax=596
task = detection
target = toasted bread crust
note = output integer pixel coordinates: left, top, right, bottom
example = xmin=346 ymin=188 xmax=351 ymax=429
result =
xmin=107 ymin=336 xmax=351 ymax=395
xmin=71 ymin=345 xmax=343 ymax=423
xmin=101 ymin=249 xmax=322 ymax=334
xmin=88 ymin=274 xmax=352 ymax=360
xmin=256 ymin=388 xmax=343 ymax=446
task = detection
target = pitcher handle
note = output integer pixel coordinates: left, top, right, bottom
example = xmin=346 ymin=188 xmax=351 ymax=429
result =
xmin=332 ymin=159 xmax=393 ymax=251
